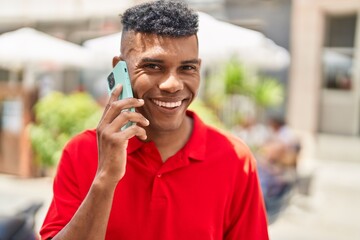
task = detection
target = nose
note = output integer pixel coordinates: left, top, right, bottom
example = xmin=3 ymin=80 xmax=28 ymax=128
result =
xmin=158 ymin=73 xmax=183 ymax=93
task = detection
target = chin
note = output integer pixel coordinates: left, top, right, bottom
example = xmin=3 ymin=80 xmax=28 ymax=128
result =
xmin=149 ymin=118 xmax=184 ymax=132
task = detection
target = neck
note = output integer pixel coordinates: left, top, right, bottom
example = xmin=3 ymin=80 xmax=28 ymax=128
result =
xmin=146 ymin=116 xmax=193 ymax=162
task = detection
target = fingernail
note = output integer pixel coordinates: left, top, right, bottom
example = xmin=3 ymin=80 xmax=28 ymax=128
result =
xmin=138 ymin=99 xmax=144 ymax=103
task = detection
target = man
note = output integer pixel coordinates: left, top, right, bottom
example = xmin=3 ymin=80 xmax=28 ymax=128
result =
xmin=40 ymin=1 xmax=269 ymax=239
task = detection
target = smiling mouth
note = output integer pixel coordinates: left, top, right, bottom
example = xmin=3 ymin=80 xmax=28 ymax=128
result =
xmin=152 ymin=99 xmax=182 ymax=108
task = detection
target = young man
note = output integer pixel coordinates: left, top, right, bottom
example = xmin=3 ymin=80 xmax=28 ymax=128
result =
xmin=40 ymin=1 xmax=269 ymax=239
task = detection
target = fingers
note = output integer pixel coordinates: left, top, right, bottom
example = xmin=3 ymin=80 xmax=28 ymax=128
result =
xmin=109 ymin=84 xmax=123 ymax=105
xmin=98 ymin=84 xmax=149 ymax=141
xmin=108 ymin=110 xmax=149 ymax=133
xmin=102 ymin=98 xmax=145 ymax=125
xmin=98 ymin=112 xmax=149 ymax=144
xmin=100 ymin=84 xmax=145 ymax=126
xmin=119 ymin=124 xmax=148 ymax=141
xmin=103 ymin=84 xmax=122 ymax=114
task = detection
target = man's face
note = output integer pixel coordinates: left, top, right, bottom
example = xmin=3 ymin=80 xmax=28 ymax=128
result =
xmin=120 ymin=32 xmax=201 ymax=133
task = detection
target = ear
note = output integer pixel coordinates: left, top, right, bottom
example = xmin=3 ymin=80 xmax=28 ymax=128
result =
xmin=112 ymin=56 xmax=121 ymax=68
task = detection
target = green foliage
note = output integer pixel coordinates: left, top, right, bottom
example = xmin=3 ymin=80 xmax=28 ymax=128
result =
xmin=224 ymin=59 xmax=249 ymax=94
xmin=202 ymin=68 xmax=226 ymax=114
xmin=223 ymin=59 xmax=284 ymax=105
xmin=251 ymin=76 xmax=284 ymax=108
xmin=30 ymin=92 xmax=102 ymax=167
xmin=222 ymin=58 xmax=284 ymax=108
xmin=203 ymin=58 xmax=285 ymax=127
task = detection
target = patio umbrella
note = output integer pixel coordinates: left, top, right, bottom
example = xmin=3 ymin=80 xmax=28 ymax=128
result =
xmin=83 ymin=12 xmax=290 ymax=70
xmin=197 ymin=12 xmax=290 ymax=70
xmin=0 ymin=27 xmax=91 ymax=70
xmin=83 ymin=32 xmax=120 ymax=69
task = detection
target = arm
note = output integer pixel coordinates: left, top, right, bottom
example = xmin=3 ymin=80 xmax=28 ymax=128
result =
xmin=46 ymin=85 xmax=149 ymax=240
xmin=50 ymin=176 xmax=116 ymax=240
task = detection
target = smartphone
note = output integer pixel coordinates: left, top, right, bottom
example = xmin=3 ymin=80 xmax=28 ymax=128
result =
xmin=107 ymin=61 xmax=135 ymax=130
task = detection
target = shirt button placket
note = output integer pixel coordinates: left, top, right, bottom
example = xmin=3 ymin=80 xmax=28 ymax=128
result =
xmin=152 ymin=172 xmax=167 ymax=202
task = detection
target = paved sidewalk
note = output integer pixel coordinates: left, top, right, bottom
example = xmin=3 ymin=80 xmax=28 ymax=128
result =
xmin=1 ymin=158 xmax=359 ymax=239
xmin=269 ymin=159 xmax=360 ymax=240
xmin=0 ymin=174 xmax=53 ymax=234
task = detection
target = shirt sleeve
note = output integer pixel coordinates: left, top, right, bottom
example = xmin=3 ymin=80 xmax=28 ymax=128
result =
xmin=39 ymin=147 xmax=83 ymax=240
xmin=224 ymin=144 xmax=269 ymax=240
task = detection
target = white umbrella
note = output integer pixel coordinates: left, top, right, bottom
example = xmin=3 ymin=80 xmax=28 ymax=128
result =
xmin=83 ymin=32 xmax=121 ymax=69
xmin=197 ymin=12 xmax=290 ymax=70
xmin=0 ymin=27 xmax=91 ymax=70
xmin=83 ymin=12 xmax=290 ymax=70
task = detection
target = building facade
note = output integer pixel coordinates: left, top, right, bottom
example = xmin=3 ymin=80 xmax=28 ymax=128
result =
xmin=288 ymin=0 xmax=360 ymax=137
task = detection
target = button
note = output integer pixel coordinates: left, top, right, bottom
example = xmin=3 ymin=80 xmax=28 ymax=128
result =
xmin=156 ymin=174 xmax=162 ymax=178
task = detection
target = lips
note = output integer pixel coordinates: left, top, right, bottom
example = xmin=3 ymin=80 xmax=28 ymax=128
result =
xmin=152 ymin=99 xmax=182 ymax=108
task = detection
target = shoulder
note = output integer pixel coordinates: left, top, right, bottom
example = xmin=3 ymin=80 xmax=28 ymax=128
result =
xmin=204 ymin=125 xmax=257 ymax=172
xmin=64 ymin=129 xmax=97 ymax=152
xmin=57 ymin=129 xmax=98 ymax=188
xmin=189 ymin=111 xmax=256 ymax=171
xmin=60 ymin=129 xmax=98 ymax=168
xmin=205 ymin=125 xmax=251 ymax=156
xmin=52 ymin=129 xmax=98 ymax=202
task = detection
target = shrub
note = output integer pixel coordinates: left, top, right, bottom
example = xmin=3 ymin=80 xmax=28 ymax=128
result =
xmin=30 ymin=92 xmax=102 ymax=168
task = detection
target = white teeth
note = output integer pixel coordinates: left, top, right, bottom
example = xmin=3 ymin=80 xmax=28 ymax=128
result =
xmin=153 ymin=99 xmax=182 ymax=108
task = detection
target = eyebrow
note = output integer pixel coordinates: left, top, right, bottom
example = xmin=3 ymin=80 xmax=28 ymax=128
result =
xmin=140 ymin=58 xmax=200 ymax=65
xmin=140 ymin=58 xmax=163 ymax=63
xmin=181 ymin=59 xmax=200 ymax=65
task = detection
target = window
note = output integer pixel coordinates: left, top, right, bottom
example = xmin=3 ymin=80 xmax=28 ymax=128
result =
xmin=322 ymin=14 xmax=356 ymax=90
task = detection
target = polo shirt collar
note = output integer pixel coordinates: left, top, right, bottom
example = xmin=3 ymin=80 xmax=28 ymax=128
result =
xmin=127 ymin=110 xmax=207 ymax=162
xmin=184 ymin=111 xmax=206 ymax=161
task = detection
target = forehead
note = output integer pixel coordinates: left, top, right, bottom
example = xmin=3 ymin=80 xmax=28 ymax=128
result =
xmin=121 ymin=32 xmax=198 ymax=62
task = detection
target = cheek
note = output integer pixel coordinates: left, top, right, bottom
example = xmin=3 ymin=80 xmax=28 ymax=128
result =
xmin=126 ymin=62 xmax=151 ymax=98
xmin=131 ymin=74 xmax=154 ymax=99
xmin=186 ymin=76 xmax=201 ymax=96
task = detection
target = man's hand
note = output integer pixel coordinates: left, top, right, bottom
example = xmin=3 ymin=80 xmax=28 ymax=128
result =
xmin=96 ymin=84 xmax=149 ymax=186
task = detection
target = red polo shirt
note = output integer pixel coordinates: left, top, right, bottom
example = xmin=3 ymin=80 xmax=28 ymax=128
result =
xmin=40 ymin=111 xmax=268 ymax=240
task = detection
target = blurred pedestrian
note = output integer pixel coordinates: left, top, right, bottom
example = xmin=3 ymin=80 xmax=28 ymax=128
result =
xmin=255 ymin=115 xmax=301 ymax=221
xmin=232 ymin=116 xmax=270 ymax=151
xmin=266 ymin=115 xmax=301 ymax=169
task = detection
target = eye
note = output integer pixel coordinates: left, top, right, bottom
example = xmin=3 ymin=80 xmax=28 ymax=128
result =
xmin=144 ymin=63 xmax=161 ymax=70
xmin=181 ymin=65 xmax=197 ymax=71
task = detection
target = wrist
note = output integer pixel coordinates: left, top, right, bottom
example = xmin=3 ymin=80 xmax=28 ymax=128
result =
xmin=93 ymin=172 xmax=119 ymax=193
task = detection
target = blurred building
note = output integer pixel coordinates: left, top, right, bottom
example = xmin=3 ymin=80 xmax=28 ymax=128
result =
xmin=289 ymin=0 xmax=358 ymax=135
xmin=288 ymin=0 xmax=360 ymax=161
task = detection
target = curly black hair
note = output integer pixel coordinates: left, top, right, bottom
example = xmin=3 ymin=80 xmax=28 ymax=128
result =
xmin=121 ymin=0 xmax=198 ymax=37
